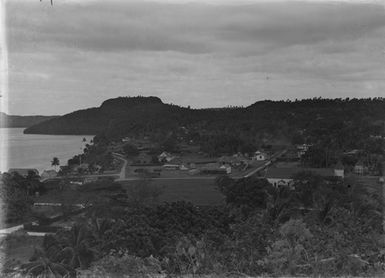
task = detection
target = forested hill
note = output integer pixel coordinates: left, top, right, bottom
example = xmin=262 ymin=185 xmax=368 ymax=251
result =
xmin=23 ymin=97 xmax=385 ymax=152
xmin=23 ymin=96 xmax=167 ymax=135
xmin=0 ymin=112 xmax=58 ymax=128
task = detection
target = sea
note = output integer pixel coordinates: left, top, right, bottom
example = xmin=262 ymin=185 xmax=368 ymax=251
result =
xmin=0 ymin=128 xmax=94 ymax=174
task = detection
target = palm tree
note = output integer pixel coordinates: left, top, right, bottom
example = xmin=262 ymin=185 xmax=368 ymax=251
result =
xmin=51 ymin=157 xmax=60 ymax=171
xmin=22 ymin=247 xmax=75 ymax=277
xmin=55 ymin=224 xmax=98 ymax=269
xmin=79 ymin=138 xmax=87 ymax=165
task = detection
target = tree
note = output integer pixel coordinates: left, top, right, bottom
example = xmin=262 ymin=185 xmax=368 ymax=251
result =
xmin=51 ymin=157 xmax=60 ymax=171
xmin=266 ymin=219 xmax=313 ymax=275
xmin=22 ymin=247 xmax=75 ymax=277
xmin=162 ymin=135 xmax=178 ymax=152
xmin=53 ymin=224 xmax=98 ymax=269
xmin=123 ymin=143 xmax=139 ymax=157
xmin=0 ymin=173 xmax=33 ymax=223
xmin=217 ymin=176 xmax=273 ymax=210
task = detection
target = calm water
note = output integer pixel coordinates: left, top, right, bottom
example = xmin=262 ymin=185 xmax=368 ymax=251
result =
xmin=0 ymin=128 xmax=94 ymax=173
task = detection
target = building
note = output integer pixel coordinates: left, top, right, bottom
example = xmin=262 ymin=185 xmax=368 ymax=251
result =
xmin=252 ymin=151 xmax=267 ymax=161
xmin=334 ymin=161 xmax=345 ymax=178
xmin=40 ymin=170 xmax=58 ymax=180
xmin=218 ymin=155 xmax=247 ymax=168
xmin=72 ymin=163 xmax=90 ymax=174
xmin=354 ymin=160 xmax=364 ymax=175
xmin=158 ymin=151 xmax=174 ymax=163
xmin=8 ymin=168 xmax=39 ymax=177
xmin=296 ymin=144 xmax=312 ymax=158
xmin=220 ymin=164 xmax=232 ymax=174
xmin=265 ymin=165 xmax=343 ymax=187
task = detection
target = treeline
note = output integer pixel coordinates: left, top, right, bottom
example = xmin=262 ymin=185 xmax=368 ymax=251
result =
xmin=0 ymin=112 xmax=58 ymax=128
xmin=24 ymin=96 xmax=385 ymax=156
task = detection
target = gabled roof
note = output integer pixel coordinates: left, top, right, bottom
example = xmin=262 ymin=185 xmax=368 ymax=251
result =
xmin=168 ymin=157 xmax=183 ymax=165
xmin=42 ymin=170 xmax=57 ymax=174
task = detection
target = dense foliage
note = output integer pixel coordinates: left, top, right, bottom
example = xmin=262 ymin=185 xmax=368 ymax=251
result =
xmin=22 ymin=172 xmax=384 ymax=277
xmin=0 ymin=172 xmax=45 ymax=223
xmin=24 ymin=97 xmax=385 ymax=157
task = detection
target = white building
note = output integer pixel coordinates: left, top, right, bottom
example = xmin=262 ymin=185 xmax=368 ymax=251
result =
xmin=40 ymin=170 xmax=58 ymax=180
xmin=265 ymin=165 xmax=344 ymax=187
xmin=253 ymin=151 xmax=267 ymax=161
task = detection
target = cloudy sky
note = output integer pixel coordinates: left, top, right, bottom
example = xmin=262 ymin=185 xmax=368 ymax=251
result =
xmin=4 ymin=0 xmax=385 ymax=115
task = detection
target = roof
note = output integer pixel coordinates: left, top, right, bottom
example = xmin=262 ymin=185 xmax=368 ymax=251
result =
xmin=43 ymin=170 xmax=57 ymax=173
xmin=158 ymin=151 xmax=172 ymax=158
xmin=42 ymin=170 xmax=57 ymax=174
xmin=8 ymin=168 xmax=39 ymax=176
xmin=265 ymin=167 xmax=335 ymax=179
xmin=168 ymin=157 xmax=183 ymax=165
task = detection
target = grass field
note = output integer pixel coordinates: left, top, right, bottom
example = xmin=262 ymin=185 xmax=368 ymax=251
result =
xmin=119 ymin=178 xmax=225 ymax=206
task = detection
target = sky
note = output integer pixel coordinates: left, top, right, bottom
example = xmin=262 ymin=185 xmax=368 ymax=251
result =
xmin=3 ymin=0 xmax=385 ymax=115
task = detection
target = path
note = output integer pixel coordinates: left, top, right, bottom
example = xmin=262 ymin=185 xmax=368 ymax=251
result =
xmin=112 ymin=152 xmax=128 ymax=180
xmin=243 ymin=149 xmax=287 ymax=178
xmin=0 ymin=224 xmax=24 ymax=236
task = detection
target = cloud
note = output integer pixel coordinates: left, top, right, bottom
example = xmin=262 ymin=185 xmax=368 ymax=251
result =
xmin=5 ymin=0 xmax=385 ymax=114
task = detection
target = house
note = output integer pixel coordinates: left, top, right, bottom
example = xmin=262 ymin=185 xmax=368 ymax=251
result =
xmin=8 ymin=168 xmax=39 ymax=177
xmin=265 ymin=168 xmax=300 ymax=187
xmin=168 ymin=157 xmax=183 ymax=166
xmin=354 ymin=160 xmax=364 ymax=175
xmin=158 ymin=151 xmax=174 ymax=163
xmin=218 ymin=155 xmax=247 ymax=168
xmin=201 ymin=163 xmax=227 ymax=175
xmin=72 ymin=163 xmax=90 ymax=174
xmin=122 ymin=137 xmax=131 ymax=142
xmin=265 ymin=165 xmax=343 ymax=187
xmin=220 ymin=164 xmax=232 ymax=174
xmin=252 ymin=151 xmax=267 ymax=161
xmin=296 ymin=144 xmax=312 ymax=158
xmin=40 ymin=170 xmax=58 ymax=180
xmin=334 ymin=161 xmax=345 ymax=178
xmin=180 ymin=164 xmax=189 ymax=171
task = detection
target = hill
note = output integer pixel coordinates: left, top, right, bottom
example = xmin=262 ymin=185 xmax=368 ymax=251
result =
xmin=0 ymin=112 xmax=58 ymax=128
xmin=23 ymin=96 xmax=385 ymax=157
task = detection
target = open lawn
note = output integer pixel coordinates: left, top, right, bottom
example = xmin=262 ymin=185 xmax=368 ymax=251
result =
xmin=35 ymin=187 xmax=112 ymax=205
xmin=345 ymin=174 xmax=383 ymax=195
xmin=119 ymin=178 xmax=225 ymax=206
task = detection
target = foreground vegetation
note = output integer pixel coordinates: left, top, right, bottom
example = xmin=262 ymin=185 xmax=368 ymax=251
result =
xmin=2 ymin=171 xmax=384 ymax=277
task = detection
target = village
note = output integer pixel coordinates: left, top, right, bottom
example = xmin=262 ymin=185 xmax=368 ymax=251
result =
xmin=6 ymin=134 xmax=384 ymax=193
